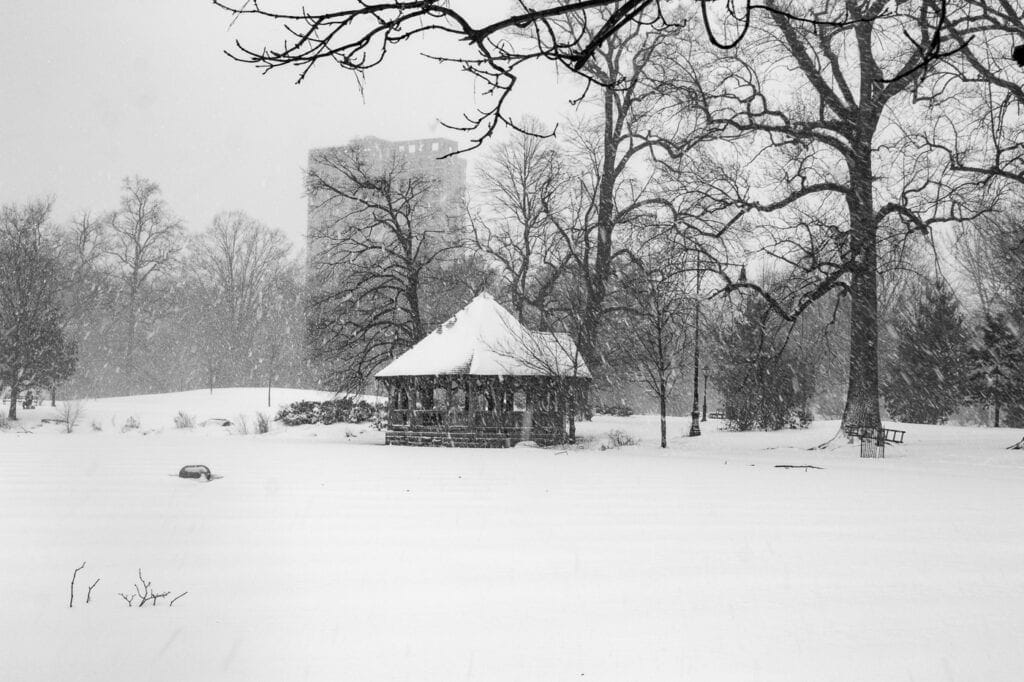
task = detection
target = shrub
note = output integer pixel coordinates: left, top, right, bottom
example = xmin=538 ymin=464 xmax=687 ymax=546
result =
xmin=600 ymin=429 xmax=638 ymax=450
xmin=90 ymin=420 xmax=102 ymax=432
xmin=255 ymin=412 xmax=270 ymax=434
xmin=594 ymin=404 xmax=634 ymax=417
xmin=173 ymin=411 xmax=195 ymax=429
xmin=275 ymin=397 xmax=378 ymax=426
xmin=121 ymin=416 xmax=141 ymax=432
xmin=235 ymin=415 xmax=250 ymax=435
xmin=60 ymin=401 xmax=85 ymax=433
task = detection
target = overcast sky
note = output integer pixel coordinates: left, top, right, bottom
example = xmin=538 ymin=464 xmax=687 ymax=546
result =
xmin=0 ymin=1 xmax=571 ymax=246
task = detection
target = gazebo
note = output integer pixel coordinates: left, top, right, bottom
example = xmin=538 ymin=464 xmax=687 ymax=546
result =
xmin=376 ymin=293 xmax=591 ymax=447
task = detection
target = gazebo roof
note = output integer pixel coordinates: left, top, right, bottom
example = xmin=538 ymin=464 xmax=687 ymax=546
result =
xmin=375 ymin=293 xmax=591 ymax=379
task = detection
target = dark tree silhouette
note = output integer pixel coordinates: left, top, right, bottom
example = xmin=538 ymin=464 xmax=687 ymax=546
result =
xmin=307 ymin=143 xmax=461 ymax=390
xmin=0 ymin=200 xmax=77 ymax=420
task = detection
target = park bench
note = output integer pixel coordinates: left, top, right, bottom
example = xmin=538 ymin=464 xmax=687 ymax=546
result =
xmin=844 ymin=424 xmax=906 ymax=458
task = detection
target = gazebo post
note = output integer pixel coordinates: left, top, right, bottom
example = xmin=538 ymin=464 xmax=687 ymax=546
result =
xmin=522 ymin=377 xmax=534 ymax=442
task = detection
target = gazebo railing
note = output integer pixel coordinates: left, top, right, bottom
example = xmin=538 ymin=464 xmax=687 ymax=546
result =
xmin=388 ymin=408 xmax=564 ymax=433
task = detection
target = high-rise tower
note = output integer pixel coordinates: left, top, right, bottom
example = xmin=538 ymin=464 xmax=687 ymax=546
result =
xmin=306 ymin=136 xmax=467 ymax=264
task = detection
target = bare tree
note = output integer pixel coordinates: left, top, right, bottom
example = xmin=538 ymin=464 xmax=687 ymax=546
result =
xmin=105 ymin=176 xmax=183 ymax=389
xmin=56 ymin=211 xmax=116 ymax=401
xmin=668 ymin=0 xmax=978 ymax=432
xmin=468 ymin=118 xmax=568 ymax=322
xmin=253 ymin=256 xmax=308 ymax=406
xmin=618 ymin=239 xmax=692 ymax=447
xmin=923 ymin=1 xmax=1024 ymax=189
xmin=307 ymin=143 xmax=460 ymax=390
xmin=186 ymin=212 xmax=294 ymax=386
xmin=954 ymin=209 xmax=1024 ymax=317
xmin=212 ymin=1 xmax=952 ymax=148
xmin=544 ymin=11 xmax=714 ymax=378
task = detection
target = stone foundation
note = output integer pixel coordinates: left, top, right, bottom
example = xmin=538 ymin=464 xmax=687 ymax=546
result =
xmin=386 ymin=425 xmax=566 ymax=448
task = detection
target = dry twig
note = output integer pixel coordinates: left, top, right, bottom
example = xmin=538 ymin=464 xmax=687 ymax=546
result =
xmin=69 ymin=562 xmax=86 ymax=608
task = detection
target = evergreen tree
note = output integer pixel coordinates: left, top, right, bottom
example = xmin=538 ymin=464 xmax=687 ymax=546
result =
xmin=966 ymin=312 xmax=1024 ymax=427
xmin=0 ymin=200 xmax=77 ymax=419
xmin=710 ymin=293 xmax=814 ymax=431
xmin=882 ymin=281 xmax=970 ymax=424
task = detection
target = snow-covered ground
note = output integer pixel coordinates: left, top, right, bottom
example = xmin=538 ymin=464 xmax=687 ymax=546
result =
xmin=2 ymin=388 xmax=1023 ymax=681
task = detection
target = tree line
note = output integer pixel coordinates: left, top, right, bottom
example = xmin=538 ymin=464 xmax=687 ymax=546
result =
xmin=0 ymin=177 xmax=308 ymax=419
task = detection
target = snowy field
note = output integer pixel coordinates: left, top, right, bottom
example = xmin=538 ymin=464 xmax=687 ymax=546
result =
xmin=2 ymin=388 xmax=1024 ymax=681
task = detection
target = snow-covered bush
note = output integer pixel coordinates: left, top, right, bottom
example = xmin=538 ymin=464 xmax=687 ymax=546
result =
xmin=600 ymin=429 xmax=638 ymax=450
xmin=121 ymin=416 xmax=141 ymax=432
xmin=173 ymin=411 xmax=195 ymax=429
xmin=235 ymin=415 xmax=250 ymax=435
xmin=255 ymin=412 xmax=270 ymax=434
xmin=595 ymin=404 xmax=635 ymax=417
xmin=275 ymin=398 xmax=378 ymax=426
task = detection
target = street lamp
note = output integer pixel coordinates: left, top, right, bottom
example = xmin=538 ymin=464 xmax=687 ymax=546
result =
xmin=689 ymin=253 xmax=702 ymax=437
xmin=701 ymin=367 xmax=709 ymax=422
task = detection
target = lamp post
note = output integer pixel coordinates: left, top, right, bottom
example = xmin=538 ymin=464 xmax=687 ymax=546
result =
xmin=701 ymin=367 xmax=708 ymax=422
xmin=689 ymin=253 xmax=702 ymax=437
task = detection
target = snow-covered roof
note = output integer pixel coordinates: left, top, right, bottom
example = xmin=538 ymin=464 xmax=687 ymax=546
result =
xmin=375 ymin=293 xmax=591 ymax=379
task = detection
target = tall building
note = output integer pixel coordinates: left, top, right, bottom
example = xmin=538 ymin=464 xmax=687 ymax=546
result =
xmin=306 ymin=136 xmax=467 ymax=262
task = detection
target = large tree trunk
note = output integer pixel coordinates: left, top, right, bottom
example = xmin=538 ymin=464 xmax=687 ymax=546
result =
xmin=841 ymin=150 xmax=882 ymax=432
xmin=405 ymin=272 xmax=425 ymax=343
xmin=8 ymin=384 xmax=19 ymax=421
xmin=659 ymin=384 xmax=667 ymax=449
xmin=842 ymin=268 xmax=881 ymax=430
xmin=577 ymin=86 xmax=619 ymax=376
xmin=125 ymin=284 xmax=138 ymax=388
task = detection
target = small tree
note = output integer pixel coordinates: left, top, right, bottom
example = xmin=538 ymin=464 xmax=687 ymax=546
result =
xmin=618 ymin=247 xmax=691 ymax=448
xmin=882 ymin=281 xmax=970 ymax=424
xmin=966 ymin=312 xmax=1024 ymax=428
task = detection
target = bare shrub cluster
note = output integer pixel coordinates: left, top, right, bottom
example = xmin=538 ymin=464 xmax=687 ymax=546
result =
xmin=600 ymin=429 xmax=638 ymax=450
xmin=118 ymin=569 xmax=187 ymax=607
xmin=60 ymin=400 xmax=85 ymax=433
xmin=174 ymin=411 xmax=195 ymax=429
